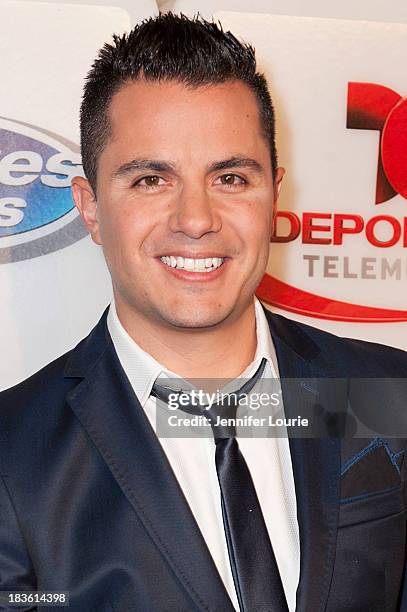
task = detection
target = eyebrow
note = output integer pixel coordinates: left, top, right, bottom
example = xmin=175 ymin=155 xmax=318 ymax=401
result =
xmin=112 ymin=156 xmax=265 ymax=179
xmin=112 ymin=159 xmax=177 ymax=178
xmin=207 ymin=157 xmax=265 ymax=175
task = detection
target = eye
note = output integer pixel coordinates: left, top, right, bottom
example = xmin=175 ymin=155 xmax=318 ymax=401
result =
xmin=214 ymin=173 xmax=247 ymax=189
xmin=133 ymin=175 xmax=165 ymax=190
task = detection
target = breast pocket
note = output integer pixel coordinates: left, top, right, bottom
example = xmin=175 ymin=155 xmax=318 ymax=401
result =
xmin=339 ymin=484 xmax=404 ymax=528
xmin=327 ymin=484 xmax=406 ymax=611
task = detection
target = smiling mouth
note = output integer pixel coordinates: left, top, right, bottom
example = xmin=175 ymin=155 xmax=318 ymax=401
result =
xmin=160 ymin=255 xmax=225 ymax=273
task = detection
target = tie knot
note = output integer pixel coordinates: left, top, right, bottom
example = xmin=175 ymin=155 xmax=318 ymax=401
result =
xmin=205 ymin=392 xmax=240 ymax=439
xmin=151 ymin=358 xmax=267 ymax=440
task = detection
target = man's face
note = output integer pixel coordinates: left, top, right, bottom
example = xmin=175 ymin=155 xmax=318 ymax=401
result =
xmin=73 ymin=79 xmax=283 ymax=330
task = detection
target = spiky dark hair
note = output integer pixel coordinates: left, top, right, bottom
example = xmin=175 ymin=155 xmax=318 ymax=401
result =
xmin=80 ymin=13 xmax=277 ymax=192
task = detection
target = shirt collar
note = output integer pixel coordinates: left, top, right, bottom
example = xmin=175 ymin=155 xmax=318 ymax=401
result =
xmin=107 ymin=297 xmax=279 ymax=407
xmin=242 ymin=298 xmax=279 ymax=379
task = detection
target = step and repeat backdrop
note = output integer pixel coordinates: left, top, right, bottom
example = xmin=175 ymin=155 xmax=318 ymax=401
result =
xmin=1 ymin=1 xmax=406 ymax=389
xmin=0 ymin=2 xmax=133 ymax=389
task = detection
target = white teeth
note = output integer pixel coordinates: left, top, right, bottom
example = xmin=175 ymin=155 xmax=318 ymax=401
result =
xmin=160 ymin=255 xmax=224 ymax=272
xmin=184 ymin=258 xmax=194 ymax=271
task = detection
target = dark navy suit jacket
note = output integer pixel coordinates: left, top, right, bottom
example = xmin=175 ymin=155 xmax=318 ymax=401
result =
xmin=1 ymin=307 xmax=406 ymax=611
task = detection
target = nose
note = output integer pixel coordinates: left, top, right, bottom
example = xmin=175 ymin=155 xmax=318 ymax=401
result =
xmin=168 ymin=184 xmax=222 ymax=238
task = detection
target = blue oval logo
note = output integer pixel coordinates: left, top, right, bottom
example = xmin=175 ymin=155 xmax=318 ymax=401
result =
xmin=0 ymin=118 xmax=87 ymax=263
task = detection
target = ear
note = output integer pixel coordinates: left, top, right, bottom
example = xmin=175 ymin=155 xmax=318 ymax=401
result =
xmin=270 ymin=166 xmax=285 ymax=239
xmin=274 ymin=166 xmax=285 ymax=200
xmin=71 ymin=176 xmax=101 ymax=245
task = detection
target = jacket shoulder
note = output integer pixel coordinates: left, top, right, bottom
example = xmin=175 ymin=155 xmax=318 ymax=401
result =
xmin=0 ymin=309 xmax=109 ymax=421
xmin=0 ymin=350 xmax=75 ymax=422
xmin=268 ymin=310 xmax=407 ymax=377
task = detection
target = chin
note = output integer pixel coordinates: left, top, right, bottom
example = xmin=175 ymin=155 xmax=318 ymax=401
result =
xmin=159 ymin=304 xmax=232 ymax=330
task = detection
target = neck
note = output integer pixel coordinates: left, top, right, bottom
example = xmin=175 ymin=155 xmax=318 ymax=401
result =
xmin=113 ymin=299 xmax=258 ymax=379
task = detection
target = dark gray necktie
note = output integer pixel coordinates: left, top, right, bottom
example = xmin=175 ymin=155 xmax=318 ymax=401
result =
xmin=152 ymin=358 xmax=289 ymax=612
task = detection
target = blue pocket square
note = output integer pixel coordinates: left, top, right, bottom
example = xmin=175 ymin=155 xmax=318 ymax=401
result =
xmin=340 ymin=438 xmax=403 ymax=501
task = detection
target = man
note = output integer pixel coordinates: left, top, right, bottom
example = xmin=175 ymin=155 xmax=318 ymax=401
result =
xmin=0 ymin=13 xmax=406 ymax=612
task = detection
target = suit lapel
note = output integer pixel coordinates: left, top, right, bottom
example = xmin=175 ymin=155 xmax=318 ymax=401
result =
xmin=64 ymin=306 xmax=342 ymax=612
xmin=64 ymin=311 xmax=234 ymax=612
xmin=265 ymin=308 xmax=341 ymax=612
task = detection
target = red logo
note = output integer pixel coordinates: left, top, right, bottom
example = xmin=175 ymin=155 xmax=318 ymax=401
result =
xmin=347 ymin=82 xmax=407 ymax=204
xmin=256 ymin=82 xmax=407 ymax=322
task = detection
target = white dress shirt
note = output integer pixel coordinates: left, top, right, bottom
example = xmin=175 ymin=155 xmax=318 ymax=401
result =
xmin=107 ymin=298 xmax=300 ymax=611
